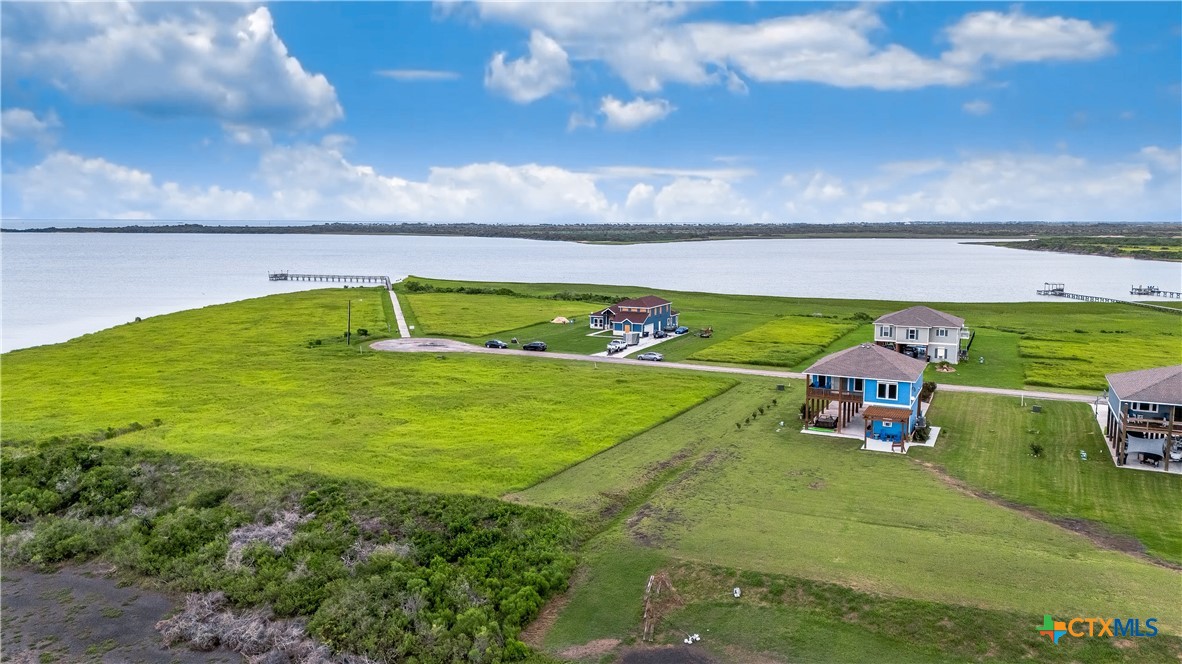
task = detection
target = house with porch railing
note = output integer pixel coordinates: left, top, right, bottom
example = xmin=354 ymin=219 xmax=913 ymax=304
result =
xmin=1103 ymin=364 xmax=1181 ymax=472
xmin=803 ymin=343 xmax=929 ymax=449
xmin=873 ymin=306 xmax=970 ymax=364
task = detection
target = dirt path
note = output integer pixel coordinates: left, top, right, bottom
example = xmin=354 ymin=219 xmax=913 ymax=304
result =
xmin=917 ymin=460 xmax=1181 ymax=571
xmin=370 ymin=338 xmax=1098 ymax=403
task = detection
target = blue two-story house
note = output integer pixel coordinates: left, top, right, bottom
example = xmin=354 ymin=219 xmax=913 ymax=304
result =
xmin=588 ymin=296 xmax=679 ymax=336
xmin=803 ymin=343 xmax=928 ymax=443
xmin=1104 ymin=364 xmax=1181 ymax=471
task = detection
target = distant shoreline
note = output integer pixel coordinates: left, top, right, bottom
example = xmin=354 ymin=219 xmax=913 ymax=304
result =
xmin=985 ymin=237 xmax=1182 ymax=262
xmin=3 ymin=221 xmax=1179 ymax=247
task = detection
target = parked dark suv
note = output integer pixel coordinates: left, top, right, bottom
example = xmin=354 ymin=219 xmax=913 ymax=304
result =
xmin=485 ymin=339 xmax=509 ymax=349
xmin=522 ymin=341 xmax=548 ymax=351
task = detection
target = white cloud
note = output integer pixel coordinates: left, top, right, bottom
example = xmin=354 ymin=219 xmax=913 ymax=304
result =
xmin=1140 ymin=146 xmax=1181 ymax=173
xmin=1 ymin=4 xmax=342 ymax=130
xmin=780 ymin=149 xmax=1180 ymax=222
xmin=376 ymin=69 xmax=461 ymax=81
xmin=962 ymin=100 xmax=992 ymax=116
xmin=10 ymin=151 xmax=258 ymax=220
xmin=592 ymin=165 xmax=754 ymax=181
xmin=599 ymin=96 xmax=676 ymax=131
xmin=484 ymin=30 xmax=571 ymax=103
xmin=944 ymin=9 xmax=1116 ymax=67
xmin=567 ymin=112 xmax=597 ymax=131
xmin=9 ymin=141 xmax=616 ymax=223
xmin=624 ymin=182 xmax=656 ymax=218
xmin=650 ymin=178 xmax=756 ymax=222
xmin=1 ymin=108 xmax=61 ymax=144
xmin=468 ymin=5 xmax=1115 ymax=93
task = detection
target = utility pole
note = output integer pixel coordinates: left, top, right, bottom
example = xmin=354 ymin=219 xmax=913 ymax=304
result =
xmin=346 ymin=300 xmax=352 ymax=346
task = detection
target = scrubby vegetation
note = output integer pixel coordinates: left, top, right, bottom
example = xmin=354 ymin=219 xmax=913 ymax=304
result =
xmin=2 ymin=444 xmax=578 ymax=663
xmin=989 ymin=236 xmax=1182 ymax=262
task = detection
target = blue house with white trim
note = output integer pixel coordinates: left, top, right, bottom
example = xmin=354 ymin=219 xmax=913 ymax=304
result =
xmin=1103 ymin=364 xmax=1181 ymax=471
xmin=803 ymin=343 xmax=929 ymax=443
xmin=589 ymin=296 xmax=679 ymax=336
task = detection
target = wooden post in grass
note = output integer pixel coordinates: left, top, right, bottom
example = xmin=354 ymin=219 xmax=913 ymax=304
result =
xmin=346 ymin=300 xmax=352 ymax=346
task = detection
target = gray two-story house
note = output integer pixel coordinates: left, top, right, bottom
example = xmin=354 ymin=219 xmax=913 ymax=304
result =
xmin=873 ymin=306 xmax=970 ymax=364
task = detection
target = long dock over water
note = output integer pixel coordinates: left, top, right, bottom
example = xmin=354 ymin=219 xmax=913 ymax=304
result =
xmin=269 ymin=272 xmax=391 ymax=288
xmin=1036 ymin=283 xmax=1181 ymax=314
xmin=1130 ymin=285 xmax=1182 ymax=299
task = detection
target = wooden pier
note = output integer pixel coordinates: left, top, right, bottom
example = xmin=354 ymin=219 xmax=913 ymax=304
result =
xmin=1130 ymin=285 xmax=1182 ymax=299
xmin=269 ymin=272 xmax=391 ymax=288
xmin=1036 ymin=283 xmax=1181 ymax=314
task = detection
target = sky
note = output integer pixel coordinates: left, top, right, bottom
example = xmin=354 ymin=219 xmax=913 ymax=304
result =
xmin=1 ymin=1 xmax=1179 ymax=223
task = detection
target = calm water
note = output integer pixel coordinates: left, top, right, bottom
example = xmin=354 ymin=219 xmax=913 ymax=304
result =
xmin=2 ymin=233 xmax=1179 ymax=352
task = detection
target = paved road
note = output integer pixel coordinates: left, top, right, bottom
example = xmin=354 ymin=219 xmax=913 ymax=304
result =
xmin=370 ymin=338 xmax=1100 ymax=403
xmin=387 ymin=290 xmax=411 ymax=338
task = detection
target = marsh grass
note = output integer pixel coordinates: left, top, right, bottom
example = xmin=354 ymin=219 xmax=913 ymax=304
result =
xmin=1 ymin=288 xmax=733 ymax=496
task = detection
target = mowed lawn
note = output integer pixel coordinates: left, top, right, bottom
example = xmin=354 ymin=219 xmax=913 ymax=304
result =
xmin=689 ymin=316 xmax=865 ymax=368
xmin=1 ymin=289 xmax=733 ymax=496
xmin=519 ymin=379 xmax=1182 ymax=648
xmin=397 ymin=276 xmax=1181 ymax=391
xmin=403 ymin=292 xmax=603 ymax=337
xmin=916 ymin=392 xmax=1182 ymax=563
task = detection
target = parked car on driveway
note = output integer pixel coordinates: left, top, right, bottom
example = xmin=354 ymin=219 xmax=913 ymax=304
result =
xmin=522 ymin=341 xmax=547 ymax=351
xmin=1170 ymin=439 xmax=1182 ymax=463
xmin=674 ymin=326 xmax=690 ymax=335
xmin=637 ymin=352 xmax=664 ymax=361
xmin=485 ymin=339 xmax=508 ymax=349
xmin=606 ymin=339 xmax=628 ymax=353
xmin=653 ymin=329 xmax=668 ymax=339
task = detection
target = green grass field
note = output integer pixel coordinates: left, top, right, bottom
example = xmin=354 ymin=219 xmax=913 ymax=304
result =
xmin=915 ymin=392 xmax=1182 ymax=563
xmin=1 ymin=289 xmax=733 ymax=496
xmin=517 ymin=379 xmax=1182 ymax=660
xmin=397 ymin=276 xmax=1181 ymax=391
xmin=403 ymin=292 xmax=603 ymax=337
xmin=689 ymin=316 xmax=865 ymax=368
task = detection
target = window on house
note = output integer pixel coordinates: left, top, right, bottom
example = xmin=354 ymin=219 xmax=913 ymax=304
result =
xmin=877 ymin=382 xmax=898 ymax=400
xmin=906 ymin=328 xmax=918 ymax=340
xmin=879 ymin=325 xmax=893 ymax=337
xmin=852 ymin=378 xmax=863 ymax=392
xmin=936 ymin=328 xmax=948 ymax=338
xmin=1131 ymin=402 xmax=1155 ymax=412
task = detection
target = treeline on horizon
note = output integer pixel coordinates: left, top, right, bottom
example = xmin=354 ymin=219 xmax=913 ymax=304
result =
xmin=5 ymin=221 xmax=1180 ymax=243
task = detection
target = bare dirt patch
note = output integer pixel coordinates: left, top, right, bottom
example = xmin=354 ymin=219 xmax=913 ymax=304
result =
xmin=615 ymin=645 xmax=719 ymax=664
xmin=558 ymin=638 xmax=621 ymax=660
xmin=1 ymin=565 xmax=238 ymax=663
xmin=916 ymin=461 xmax=1182 ymax=571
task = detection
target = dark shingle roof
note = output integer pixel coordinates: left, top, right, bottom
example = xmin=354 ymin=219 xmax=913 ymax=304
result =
xmin=875 ymin=306 xmax=964 ymax=328
xmin=1106 ymin=365 xmax=1182 ymax=406
xmin=615 ymin=295 xmax=670 ymax=309
xmin=805 ymin=343 xmax=928 ymax=382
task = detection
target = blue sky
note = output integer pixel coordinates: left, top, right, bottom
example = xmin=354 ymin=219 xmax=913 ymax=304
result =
xmin=1 ymin=1 xmax=1179 ymax=223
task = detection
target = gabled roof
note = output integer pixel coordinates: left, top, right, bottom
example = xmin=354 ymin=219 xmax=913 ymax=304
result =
xmin=1106 ymin=365 xmax=1182 ymax=406
xmin=875 ymin=306 xmax=964 ymax=329
xmin=615 ymin=295 xmax=670 ymax=309
xmin=805 ymin=343 xmax=928 ymax=382
xmin=614 ymin=312 xmax=651 ymax=324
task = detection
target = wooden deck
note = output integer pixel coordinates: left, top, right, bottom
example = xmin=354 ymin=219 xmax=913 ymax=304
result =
xmin=1035 ymin=283 xmax=1181 ymax=314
